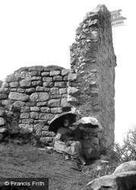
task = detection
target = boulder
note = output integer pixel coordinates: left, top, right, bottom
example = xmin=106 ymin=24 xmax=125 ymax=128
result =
xmin=85 ymin=161 xmax=136 ymax=190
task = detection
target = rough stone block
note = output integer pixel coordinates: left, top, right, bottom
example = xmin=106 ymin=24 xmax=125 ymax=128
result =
xmin=68 ymin=87 xmax=79 ymax=95
xmin=17 ymin=88 xmax=25 ymax=93
xmin=41 ymin=131 xmax=55 ymax=137
xmin=41 ymin=71 xmax=50 ymax=76
xmin=48 ymin=99 xmax=60 ymax=107
xmin=53 ymin=76 xmax=62 ymax=81
xmin=30 ymin=71 xmax=41 ymax=76
xmin=0 ymin=117 xmax=5 ymax=126
xmin=59 ymin=88 xmax=67 ymax=95
xmin=50 ymin=70 xmax=60 ymax=76
xmin=9 ymin=82 xmax=19 ymax=88
xmin=54 ymin=82 xmax=66 ymax=88
xmin=61 ymin=69 xmax=70 ymax=76
xmin=9 ymin=92 xmax=29 ymax=101
xmin=30 ymin=92 xmax=49 ymax=102
xmin=0 ymin=109 xmax=4 ymax=116
xmin=20 ymin=79 xmax=31 ymax=87
xmin=40 ymin=107 xmax=50 ymax=113
xmin=21 ymin=119 xmax=33 ymax=124
xmin=20 ymin=113 xmax=29 ymax=119
xmin=0 ymin=93 xmax=8 ymax=99
xmin=31 ymin=81 xmax=42 ymax=86
xmin=36 ymin=86 xmax=44 ymax=92
xmin=31 ymin=76 xmax=41 ymax=81
xmin=68 ymin=73 xmax=77 ymax=81
xmin=25 ymin=88 xmax=35 ymax=94
xmin=50 ymin=88 xmax=59 ymax=95
xmin=50 ymin=107 xmax=62 ymax=114
xmin=40 ymin=137 xmax=53 ymax=144
xmin=30 ymin=112 xmax=39 ymax=119
xmin=43 ymin=82 xmax=53 ymax=87
xmin=0 ymin=127 xmax=7 ymax=133
xmin=30 ymin=107 xmax=40 ymax=112
xmin=13 ymin=101 xmax=25 ymax=108
xmin=37 ymin=102 xmax=48 ymax=107
xmin=42 ymin=77 xmax=52 ymax=82
xmin=61 ymin=98 xmax=71 ymax=108
xmin=21 ymin=106 xmax=30 ymax=112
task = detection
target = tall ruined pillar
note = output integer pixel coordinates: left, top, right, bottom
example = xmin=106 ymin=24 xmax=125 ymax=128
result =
xmin=69 ymin=5 xmax=116 ymax=149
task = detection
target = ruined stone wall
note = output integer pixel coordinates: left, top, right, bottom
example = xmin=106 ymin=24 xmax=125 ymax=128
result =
xmin=0 ymin=65 xmax=72 ymax=145
xmin=70 ymin=5 xmax=116 ymax=148
xmin=0 ymin=5 xmax=116 ymax=150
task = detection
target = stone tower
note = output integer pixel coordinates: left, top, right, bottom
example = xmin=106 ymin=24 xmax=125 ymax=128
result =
xmin=70 ymin=5 xmax=116 ymax=148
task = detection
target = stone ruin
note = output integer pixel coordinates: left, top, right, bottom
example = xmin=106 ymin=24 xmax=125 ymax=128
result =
xmin=0 ymin=5 xmax=116 ymax=158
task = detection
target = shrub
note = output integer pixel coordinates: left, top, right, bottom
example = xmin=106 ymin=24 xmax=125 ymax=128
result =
xmin=114 ymin=128 xmax=136 ymax=162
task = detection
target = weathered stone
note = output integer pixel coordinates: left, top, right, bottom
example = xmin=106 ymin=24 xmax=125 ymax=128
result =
xmin=0 ymin=117 xmax=5 ymax=126
xmin=30 ymin=112 xmax=39 ymax=119
xmin=50 ymin=70 xmax=60 ymax=76
xmin=63 ymin=75 xmax=68 ymax=81
xmin=54 ymin=82 xmax=66 ymax=88
xmin=50 ymin=88 xmax=59 ymax=95
xmin=113 ymin=161 xmax=136 ymax=175
xmin=68 ymin=73 xmax=77 ymax=81
xmin=41 ymin=71 xmax=50 ymax=76
xmin=67 ymin=95 xmax=78 ymax=104
xmin=9 ymin=82 xmax=19 ymax=88
xmin=17 ymin=88 xmax=25 ymax=93
xmin=36 ymin=86 xmax=44 ymax=92
xmin=13 ymin=101 xmax=25 ymax=108
xmin=59 ymin=88 xmax=67 ymax=95
xmin=42 ymin=125 xmax=49 ymax=131
xmin=39 ymin=113 xmax=53 ymax=121
xmin=10 ymin=88 xmax=17 ymax=92
xmin=0 ymin=93 xmax=8 ymax=99
xmin=68 ymin=87 xmax=79 ymax=95
xmin=48 ymin=99 xmax=60 ymax=107
xmin=9 ymin=92 xmax=29 ymax=101
xmin=0 ymin=127 xmax=7 ymax=133
xmin=50 ymin=107 xmax=62 ymax=114
xmin=31 ymin=80 xmax=42 ymax=86
xmin=21 ymin=106 xmax=30 ymax=112
xmin=21 ymin=119 xmax=33 ymax=124
xmin=20 ymin=113 xmax=29 ymax=119
xmin=42 ymin=77 xmax=52 ymax=82
xmin=40 ymin=107 xmax=50 ymax=113
xmin=30 ymin=107 xmax=40 ymax=112
xmin=0 ymin=109 xmax=4 ymax=116
xmin=30 ymin=71 xmax=41 ymax=76
xmin=31 ymin=76 xmax=41 ymax=81
xmin=85 ymin=161 xmax=136 ymax=190
xmin=41 ymin=131 xmax=55 ymax=137
xmin=40 ymin=137 xmax=53 ymax=144
xmin=43 ymin=82 xmax=53 ymax=87
xmin=37 ymin=102 xmax=48 ymax=107
xmin=25 ymin=88 xmax=35 ymax=94
xmin=53 ymin=76 xmax=62 ymax=81
xmin=61 ymin=69 xmax=70 ymax=76
xmin=20 ymin=79 xmax=31 ymax=87
xmin=61 ymin=98 xmax=71 ymax=108
xmin=30 ymin=92 xmax=49 ymax=102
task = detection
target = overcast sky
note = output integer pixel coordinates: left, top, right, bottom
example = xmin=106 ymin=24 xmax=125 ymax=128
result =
xmin=0 ymin=0 xmax=135 ymax=144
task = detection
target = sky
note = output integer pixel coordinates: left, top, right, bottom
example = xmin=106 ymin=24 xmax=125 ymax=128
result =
xmin=0 ymin=0 xmax=135 ymax=144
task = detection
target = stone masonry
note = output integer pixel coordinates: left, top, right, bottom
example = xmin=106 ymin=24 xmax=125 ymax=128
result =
xmin=0 ymin=5 xmax=116 ymax=151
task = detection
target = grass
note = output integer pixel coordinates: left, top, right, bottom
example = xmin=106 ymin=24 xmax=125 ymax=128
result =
xmin=0 ymin=143 xmax=118 ymax=190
